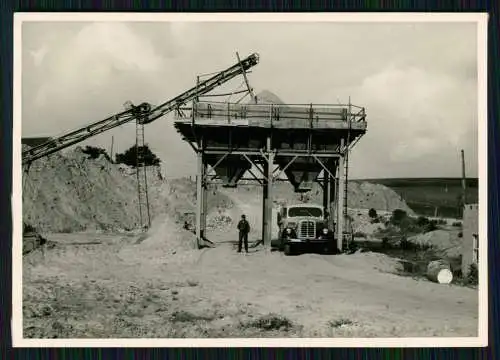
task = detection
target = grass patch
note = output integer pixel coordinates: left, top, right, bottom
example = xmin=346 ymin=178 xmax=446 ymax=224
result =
xmin=467 ymin=263 xmax=478 ymax=286
xmin=170 ymin=310 xmax=215 ymax=323
xmin=374 ymin=210 xmax=446 ymax=250
xmin=328 ymin=318 xmax=354 ymax=328
xmin=240 ymin=313 xmax=294 ymax=332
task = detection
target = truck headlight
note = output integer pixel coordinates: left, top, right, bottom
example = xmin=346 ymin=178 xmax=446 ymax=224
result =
xmin=322 ymin=228 xmax=328 ymax=235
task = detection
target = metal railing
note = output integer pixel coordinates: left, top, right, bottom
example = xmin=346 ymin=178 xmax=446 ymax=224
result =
xmin=175 ymin=101 xmax=367 ymax=124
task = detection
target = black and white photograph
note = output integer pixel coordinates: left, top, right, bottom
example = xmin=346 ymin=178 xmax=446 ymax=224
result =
xmin=13 ymin=13 xmax=488 ymax=347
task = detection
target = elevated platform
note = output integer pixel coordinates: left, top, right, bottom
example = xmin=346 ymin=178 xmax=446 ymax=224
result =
xmin=174 ymin=101 xmax=367 ymax=190
xmin=174 ymin=100 xmax=367 ymax=250
xmin=175 ymin=101 xmax=366 ymax=147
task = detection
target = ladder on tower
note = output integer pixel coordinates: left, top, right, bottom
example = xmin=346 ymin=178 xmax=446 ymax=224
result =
xmin=342 ymin=103 xmax=352 ymax=250
xmin=135 ymin=118 xmax=151 ymax=231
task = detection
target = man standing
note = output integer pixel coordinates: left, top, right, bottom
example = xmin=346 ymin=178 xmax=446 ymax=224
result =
xmin=237 ymin=214 xmax=250 ymax=253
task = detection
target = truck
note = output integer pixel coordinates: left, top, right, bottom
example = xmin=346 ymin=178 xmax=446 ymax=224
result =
xmin=275 ymin=203 xmax=337 ymax=255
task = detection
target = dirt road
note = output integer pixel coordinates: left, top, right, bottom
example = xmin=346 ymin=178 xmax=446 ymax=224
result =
xmin=23 ymin=186 xmax=478 ymax=339
xmin=23 ymin=222 xmax=478 ymax=338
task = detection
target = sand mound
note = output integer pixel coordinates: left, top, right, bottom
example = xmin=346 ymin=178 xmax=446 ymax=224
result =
xmin=270 ymin=182 xmax=414 ymax=214
xmin=254 ymin=90 xmax=287 ymax=105
xmin=347 ymin=182 xmax=415 ymax=215
xmin=349 ymin=209 xmax=385 ymax=237
xmin=23 ymin=147 xmax=236 ymax=235
xmin=342 ymin=251 xmax=404 ymax=274
xmin=113 ymin=216 xmax=201 ymax=268
xmin=143 ymin=217 xmax=197 ymax=252
xmin=23 ymin=147 xmax=170 ymax=233
xmin=408 ymin=230 xmax=462 ymax=258
xmin=164 ymin=179 xmax=235 ymax=231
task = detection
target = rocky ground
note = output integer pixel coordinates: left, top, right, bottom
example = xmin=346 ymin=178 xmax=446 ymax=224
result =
xmin=23 ymin=220 xmax=478 ymax=339
xmin=21 ymin=150 xmax=478 ymax=339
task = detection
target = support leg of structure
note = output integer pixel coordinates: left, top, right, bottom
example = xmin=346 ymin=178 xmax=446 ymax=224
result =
xmin=337 ymin=154 xmax=345 ymax=252
xmin=261 ymin=137 xmax=274 ymax=246
xmin=328 ymin=165 xmax=337 ymax=232
xmin=265 ymin=148 xmax=274 ymax=246
xmin=201 ymin=159 xmax=208 ymax=241
xmin=261 ymin=172 xmax=268 ymax=245
xmin=196 ymin=150 xmax=203 ymax=249
xmin=322 ymin=171 xmax=330 ymax=217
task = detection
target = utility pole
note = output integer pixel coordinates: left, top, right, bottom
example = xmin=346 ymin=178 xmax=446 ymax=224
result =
xmin=461 ymin=149 xmax=467 ymax=206
xmin=460 ymin=149 xmax=467 ymax=218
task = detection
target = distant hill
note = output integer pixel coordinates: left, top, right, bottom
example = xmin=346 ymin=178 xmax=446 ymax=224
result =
xmin=354 ymin=178 xmax=479 ymax=188
xmin=352 ymin=178 xmax=479 ymax=218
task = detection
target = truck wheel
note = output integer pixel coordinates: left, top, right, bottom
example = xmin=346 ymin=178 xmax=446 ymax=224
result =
xmin=284 ymin=244 xmax=292 ymax=256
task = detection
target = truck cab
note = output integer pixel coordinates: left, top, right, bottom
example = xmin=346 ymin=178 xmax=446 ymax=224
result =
xmin=277 ymin=203 xmax=336 ymax=255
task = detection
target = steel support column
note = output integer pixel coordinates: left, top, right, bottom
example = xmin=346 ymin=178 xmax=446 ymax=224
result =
xmin=261 ymin=136 xmax=274 ymax=246
xmin=195 ymin=138 xmax=204 ymax=249
xmin=328 ymin=169 xmax=336 ymax=232
xmin=336 ymin=139 xmax=345 ymax=252
xmin=322 ymin=170 xmax=330 ymax=217
xmin=266 ymin=147 xmax=274 ymax=246
xmin=201 ymin=159 xmax=208 ymax=240
xmin=261 ymin=171 xmax=268 ymax=245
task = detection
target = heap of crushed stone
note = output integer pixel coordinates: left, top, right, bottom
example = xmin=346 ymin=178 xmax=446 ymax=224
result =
xmin=23 ymin=147 xmax=169 ymax=233
xmin=22 ymin=148 xmax=236 ymax=234
xmin=270 ymin=181 xmax=415 ymax=215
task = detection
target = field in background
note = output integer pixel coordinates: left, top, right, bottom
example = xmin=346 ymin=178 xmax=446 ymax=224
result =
xmin=355 ymin=178 xmax=479 ymax=218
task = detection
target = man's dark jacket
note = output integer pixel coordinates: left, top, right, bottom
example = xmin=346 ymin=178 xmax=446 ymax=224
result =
xmin=238 ymin=219 xmax=250 ymax=233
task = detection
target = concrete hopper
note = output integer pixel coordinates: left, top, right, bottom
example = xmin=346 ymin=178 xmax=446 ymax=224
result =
xmin=206 ymin=155 xmax=251 ymax=187
xmin=277 ymin=156 xmax=322 ymax=193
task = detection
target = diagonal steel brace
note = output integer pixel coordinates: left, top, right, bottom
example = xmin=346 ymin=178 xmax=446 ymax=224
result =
xmin=272 ymin=155 xmax=298 ymax=181
xmin=312 ymin=154 xmax=337 ymax=179
xmin=205 ymin=152 xmax=229 ymax=177
xmin=242 ymin=153 xmax=269 ymax=181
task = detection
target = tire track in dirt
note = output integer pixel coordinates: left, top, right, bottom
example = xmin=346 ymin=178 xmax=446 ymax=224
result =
xmin=194 ymin=187 xmax=478 ymax=336
xmin=187 ymin=239 xmax=478 ymax=336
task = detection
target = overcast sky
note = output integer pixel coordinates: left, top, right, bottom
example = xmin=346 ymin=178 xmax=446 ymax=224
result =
xmin=21 ymin=20 xmax=479 ymax=179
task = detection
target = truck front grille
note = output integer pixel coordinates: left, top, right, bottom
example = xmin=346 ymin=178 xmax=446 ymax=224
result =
xmin=299 ymin=220 xmax=315 ymax=239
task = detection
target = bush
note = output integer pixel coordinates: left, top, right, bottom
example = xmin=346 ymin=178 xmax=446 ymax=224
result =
xmin=115 ymin=144 xmax=161 ymax=168
xmin=467 ymin=263 xmax=478 ymax=285
xmin=368 ymin=208 xmax=378 ymax=219
xmin=390 ymin=209 xmax=408 ymax=225
xmin=425 ymin=220 xmax=438 ymax=232
xmin=416 ymin=216 xmax=430 ymax=227
xmin=371 ymin=217 xmax=381 ymax=224
xmin=399 ymin=216 xmax=427 ymax=235
xmin=415 ymin=216 xmax=439 ymax=232
xmin=23 ymin=222 xmax=37 ymax=234
xmin=452 ymin=221 xmax=463 ymax=227
xmin=81 ymin=145 xmax=112 ymax=162
xmin=400 ymin=236 xmax=410 ymax=250
xmin=353 ymin=231 xmax=366 ymax=238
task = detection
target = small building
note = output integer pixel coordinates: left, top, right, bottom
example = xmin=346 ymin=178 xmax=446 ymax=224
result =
xmin=462 ymin=204 xmax=479 ymax=276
